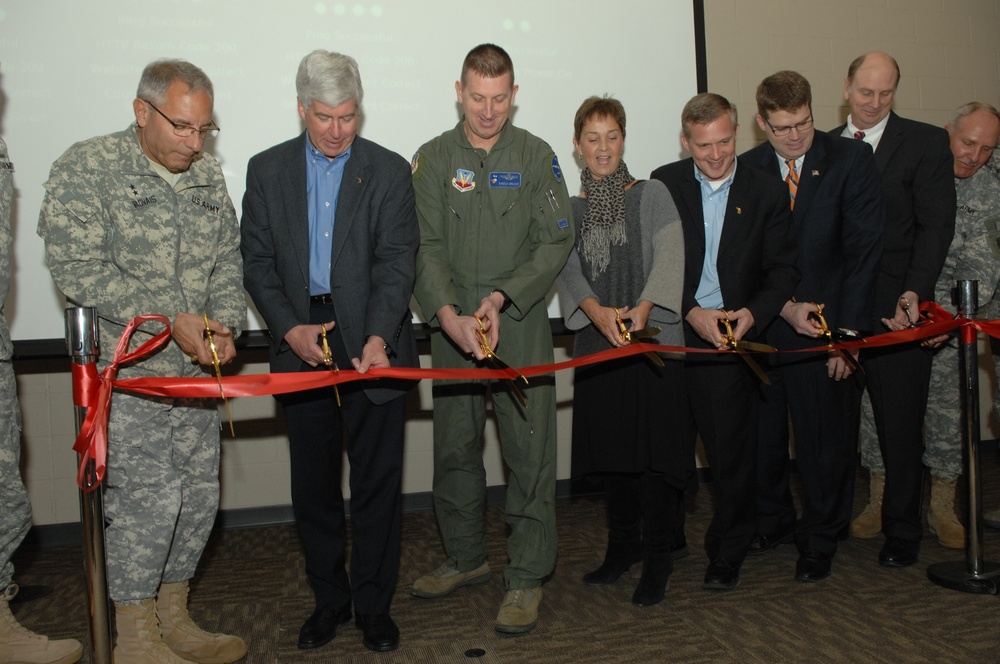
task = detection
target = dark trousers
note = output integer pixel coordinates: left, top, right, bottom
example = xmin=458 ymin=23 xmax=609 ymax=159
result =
xmin=863 ymin=342 xmax=932 ymax=542
xmin=686 ymin=359 xmax=758 ymax=564
xmin=758 ymin=357 xmax=860 ymax=556
xmin=279 ymin=301 xmax=405 ymax=615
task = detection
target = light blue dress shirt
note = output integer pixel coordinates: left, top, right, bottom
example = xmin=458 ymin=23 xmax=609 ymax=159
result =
xmin=306 ymin=136 xmax=351 ymax=295
xmin=693 ymin=160 xmax=737 ymax=310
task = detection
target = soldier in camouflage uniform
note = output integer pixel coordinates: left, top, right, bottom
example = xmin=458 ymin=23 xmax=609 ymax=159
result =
xmin=853 ymin=103 xmax=1000 ymax=549
xmin=37 ymin=60 xmax=247 ymax=664
xmin=0 ymin=136 xmax=84 ymax=663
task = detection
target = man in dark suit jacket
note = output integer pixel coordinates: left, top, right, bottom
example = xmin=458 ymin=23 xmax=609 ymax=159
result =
xmin=743 ymin=71 xmax=884 ymax=582
xmin=831 ymin=52 xmax=956 ymax=568
xmin=241 ymin=50 xmax=419 ymax=653
xmin=651 ymin=93 xmax=799 ymax=590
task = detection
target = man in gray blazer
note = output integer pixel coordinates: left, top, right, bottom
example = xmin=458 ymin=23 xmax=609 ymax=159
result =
xmin=241 ymin=50 xmax=419 ymax=654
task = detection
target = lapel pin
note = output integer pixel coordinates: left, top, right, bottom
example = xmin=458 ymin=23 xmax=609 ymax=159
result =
xmin=356 ymin=177 xmax=362 ymax=184
xmin=812 ymin=170 xmax=820 ymax=176
xmin=736 ymin=207 xmax=742 ymax=215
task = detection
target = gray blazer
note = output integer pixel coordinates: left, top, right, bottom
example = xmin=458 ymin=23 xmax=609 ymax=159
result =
xmin=241 ymin=134 xmax=419 ymax=404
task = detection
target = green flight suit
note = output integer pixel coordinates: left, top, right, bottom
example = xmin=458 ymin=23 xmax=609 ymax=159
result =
xmin=412 ymin=120 xmax=574 ymax=588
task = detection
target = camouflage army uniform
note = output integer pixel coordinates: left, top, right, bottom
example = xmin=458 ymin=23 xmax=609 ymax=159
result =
xmin=0 ymin=137 xmax=30 ymax=591
xmin=37 ymin=125 xmax=244 ymax=602
xmin=859 ymin=154 xmax=1000 ymax=480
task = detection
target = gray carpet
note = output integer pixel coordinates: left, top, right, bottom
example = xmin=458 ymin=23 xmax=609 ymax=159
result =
xmin=10 ymin=465 xmax=1000 ymax=663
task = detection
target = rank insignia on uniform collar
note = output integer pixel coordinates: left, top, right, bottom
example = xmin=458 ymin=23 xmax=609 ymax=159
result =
xmin=453 ymin=168 xmax=476 ymax=192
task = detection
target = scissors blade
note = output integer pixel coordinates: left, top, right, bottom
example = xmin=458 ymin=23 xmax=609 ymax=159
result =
xmin=736 ymin=350 xmax=771 ymax=385
xmin=203 ymin=313 xmax=235 ymax=437
xmin=628 ymin=326 xmax=662 ymax=340
xmin=642 ymin=351 xmax=666 ymax=367
xmin=732 ymin=339 xmax=778 ymax=353
xmin=836 ymin=349 xmax=864 ymax=376
xmin=475 ymin=317 xmax=529 ymax=406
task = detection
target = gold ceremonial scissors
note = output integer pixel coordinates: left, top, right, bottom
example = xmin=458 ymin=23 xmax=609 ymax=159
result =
xmin=812 ymin=304 xmax=864 ymax=376
xmin=319 ymin=325 xmax=342 ymax=407
xmin=719 ymin=311 xmax=774 ymax=385
xmin=203 ymin=313 xmax=235 ymax=437
xmin=614 ymin=308 xmax=664 ymax=367
xmin=476 ymin=317 xmax=529 ymax=408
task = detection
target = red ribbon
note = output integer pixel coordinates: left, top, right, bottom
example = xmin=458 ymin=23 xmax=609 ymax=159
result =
xmin=69 ymin=302 xmax=990 ymax=490
xmin=72 ymin=314 xmax=172 ymax=492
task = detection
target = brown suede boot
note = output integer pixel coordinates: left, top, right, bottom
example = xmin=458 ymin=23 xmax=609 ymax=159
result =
xmin=0 ymin=584 xmax=82 ymax=664
xmin=156 ymin=581 xmax=246 ymax=664
xmin=927 ymin=476 xmax=965 ymax=549
xmin=850 ymin=472 xmax=884 ymax=539
xmin=114 ymin=599 xmax=193 ymax=663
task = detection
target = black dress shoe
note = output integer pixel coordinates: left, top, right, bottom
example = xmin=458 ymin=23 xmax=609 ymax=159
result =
xmin=703 ymin=558 xmax=740 ymax=590
xmin=795 ymin=551 xmax=832 ymax=582
xmin=748 ymin=529 xmax=794 ymax=555
xmin=670 ymin=537 xmax=690 ymax=561
xmin=879 ymin=537 xmax=919 ymax=567
xmin=356 ymin=613 xmax=400 ymax=652
xmin=298 ymin=602 xmax=352 ymax=649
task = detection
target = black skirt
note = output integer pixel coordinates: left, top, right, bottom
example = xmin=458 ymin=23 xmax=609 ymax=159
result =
xmin=570 ymin=352 xmax=692 ymax=489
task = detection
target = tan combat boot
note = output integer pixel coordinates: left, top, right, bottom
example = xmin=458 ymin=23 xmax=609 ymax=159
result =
xmin=156 ymin=581 xmax=246 ymax=664
xmin=850 ymin=471 xmax=884 ymax=539
xmin=927 ymin=476 xmax=966 ymax=549
xmin=113 ymin=599 xmax=193 ymax=663
xmin=495 ymin=587 xmax=542 ymax=635
xmin=0 ymin=583 xmax=82 ymax=664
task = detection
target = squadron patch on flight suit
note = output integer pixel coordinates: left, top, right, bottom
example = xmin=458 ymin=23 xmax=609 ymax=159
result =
xmin=551 ymin=155 xmax=563 ymax=183
xmin=453 ymin=168 xmax=476 ymax=192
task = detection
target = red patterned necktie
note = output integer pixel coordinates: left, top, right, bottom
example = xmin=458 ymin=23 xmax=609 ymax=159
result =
xmin=854 ymin=130 xmax=866 ymax=140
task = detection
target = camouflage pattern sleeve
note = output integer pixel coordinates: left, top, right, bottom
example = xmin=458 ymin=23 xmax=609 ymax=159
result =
xmin=0 ymin=137 xmax=13 ymax=360
xmin=205 ymin=192 xmax=245 ymax=337
xmin=37 ymin=138 xmax=169 ymax=326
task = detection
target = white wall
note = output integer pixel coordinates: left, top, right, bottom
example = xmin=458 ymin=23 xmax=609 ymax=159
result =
xmin=12 ymin=0 xmax=1000 ymax=526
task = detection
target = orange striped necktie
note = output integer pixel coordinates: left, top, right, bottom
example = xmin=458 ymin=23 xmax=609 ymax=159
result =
xmin=785 ymin=158 xmax=798 ymax=210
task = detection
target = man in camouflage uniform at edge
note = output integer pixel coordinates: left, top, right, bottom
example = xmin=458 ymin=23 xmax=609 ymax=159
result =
xmin=854 ymin=102 xmax=1000 ymax=548
xmin=37 ymin=60 xmax=247 ymax=664
xmin=1 ymin=133 xmax=84 ymax=662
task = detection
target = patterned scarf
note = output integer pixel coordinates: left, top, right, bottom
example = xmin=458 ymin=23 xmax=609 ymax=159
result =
xmin=579 ymin=160 xmax=633 ymax=275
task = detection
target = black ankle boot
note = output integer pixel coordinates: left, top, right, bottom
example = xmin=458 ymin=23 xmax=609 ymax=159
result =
xmin=632 ymin=552 xmax=673 ymax=606
xmin=585 ymin=475 xmax=642 ymax=585
xmin=582 ymin=540 xmax=643 ymax=585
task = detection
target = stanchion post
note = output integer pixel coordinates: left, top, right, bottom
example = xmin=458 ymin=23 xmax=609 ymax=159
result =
xmin=927 ymin=279 xmax=1000 ymax=593
xmin=65 ymin=307 xmax=113 ymax=662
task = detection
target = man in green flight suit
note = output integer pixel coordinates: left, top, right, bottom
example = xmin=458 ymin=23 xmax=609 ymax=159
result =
xmin=409 ymin=43 xmax=574 ymax=635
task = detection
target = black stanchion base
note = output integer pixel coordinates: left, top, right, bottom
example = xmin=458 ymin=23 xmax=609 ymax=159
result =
xmin=927 ymin=561 xmax=1000 ymax=595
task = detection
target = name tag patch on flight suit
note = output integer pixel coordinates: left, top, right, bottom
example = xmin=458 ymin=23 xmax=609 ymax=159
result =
xmin=453 ymin=169 xmax=476 ymax=192
xmin=489 ymin=172 xmax=521 ymax=188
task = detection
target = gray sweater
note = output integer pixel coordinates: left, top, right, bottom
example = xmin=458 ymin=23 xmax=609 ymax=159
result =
xmin=558 ymin=179 xmax=685 ymax=357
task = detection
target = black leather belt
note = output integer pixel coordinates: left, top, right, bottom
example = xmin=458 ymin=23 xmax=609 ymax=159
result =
xmin=310 ymin=293 xmax=333 ymax=305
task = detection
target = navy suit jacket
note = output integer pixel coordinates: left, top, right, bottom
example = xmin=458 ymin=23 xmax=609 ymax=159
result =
xmin=651 ymin=157 xmax=800 ymax=347
xmin=830 ymin=112 xmax=955 ymax=321
xmin=241 ymin=134 xmax=419 ymax=404
xmin=742 ymin=132 xmax=885 ymax=348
